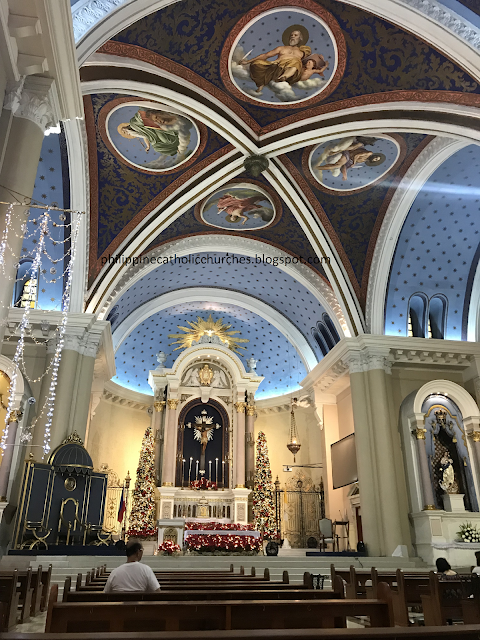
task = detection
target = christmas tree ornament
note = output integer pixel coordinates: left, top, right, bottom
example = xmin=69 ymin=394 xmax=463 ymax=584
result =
xmin=127 ymin=426 xmax=157 ymax=539
xmin=252 ymin=431 xmax=277 ymax=540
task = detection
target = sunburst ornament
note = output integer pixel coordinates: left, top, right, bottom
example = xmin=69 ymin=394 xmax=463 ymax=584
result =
xmin=168 ymin=314 xmax=249 ymax=353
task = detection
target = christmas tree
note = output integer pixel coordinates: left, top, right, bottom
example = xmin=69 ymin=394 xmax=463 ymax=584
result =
xmin=127 ymin=425 xmax=157 ymax=539
xmin=252 ymin=431 xmax=278 ymax=539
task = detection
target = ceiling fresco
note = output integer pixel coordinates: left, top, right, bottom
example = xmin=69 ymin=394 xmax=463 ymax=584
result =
xmin=70 ymin=0 xmax=480 ymax=398
xmin=85 ymin=93 xmax=233 ymax=282
xmin=105 ymin=0 xmax=480 ymax=131
xmin=113 ymin=301 xmax=308 ymax=399
xmin=281 ymin=132 xmax=429 ymax=294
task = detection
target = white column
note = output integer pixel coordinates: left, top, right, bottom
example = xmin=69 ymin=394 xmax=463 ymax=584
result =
xmin=0 ymin=409 xmax=22 ymax=500
xmin=245 ymin=403 xmax=256 ymax=488
xmin=153 ymin=401 xmax=166 ymax=486
xmin=234 ymin=401 xmax=246 ymax=488
xmin=412 ymin=417 xmax=436 ymax=510
xmin=162 ymin=398 xmax=179 ymax=486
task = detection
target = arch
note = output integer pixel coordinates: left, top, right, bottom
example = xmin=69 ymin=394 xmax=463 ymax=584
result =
xmin=318 ymin=322 xmax=335 ymax=351
xmin=412 ymin=380 xmax=480 ymax=425
xmin=112 ymin=287 xmax=318 ymax=372
xmin=323 ymin=313 xmax=341 ymax=343
xmin=311 ymin=327 xmax=328 ymax=357
xmin=366 ymin=137 xmax=467 ymax=334
xmin=428 ymin=294 xmax=448 ymax=340
xmin=407 ymin=293 xmax=428 ymax=338
xmin=0 ymin=355 xmax=25 ymax=408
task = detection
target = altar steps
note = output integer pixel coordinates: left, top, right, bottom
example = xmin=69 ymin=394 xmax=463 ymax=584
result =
xmin=0 ymin=553 xmax=429 ymax=598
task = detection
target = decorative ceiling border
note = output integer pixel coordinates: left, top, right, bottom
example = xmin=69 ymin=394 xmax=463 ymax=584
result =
xmin=278 ymin=153 xmax=361 ymax=300
xmin=300 ymin=134 xmax=407 ymax=197
xmin=218 ymin=0 xmax=347 ymax=110
xmin=97 ymin=95 xmax=208 ymax=176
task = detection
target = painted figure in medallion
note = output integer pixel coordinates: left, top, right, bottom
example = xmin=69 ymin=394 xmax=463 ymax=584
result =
xmin=199 ymin=184 xmax=276 ymax=230
xmin=239 ymin=27 xmax=328 ymax=93
xmin=315 ymin=137 xmax=385 ymax=181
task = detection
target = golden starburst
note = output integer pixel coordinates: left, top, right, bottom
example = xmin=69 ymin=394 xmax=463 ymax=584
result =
xmin=168 ymin=314 xmax=249 ymax=353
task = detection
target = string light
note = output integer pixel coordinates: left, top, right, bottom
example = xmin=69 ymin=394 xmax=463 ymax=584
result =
xmin=2 ymin=210 xmax=49 ymax=449
xmin=0 ymin=204 xmax=13 ymax=268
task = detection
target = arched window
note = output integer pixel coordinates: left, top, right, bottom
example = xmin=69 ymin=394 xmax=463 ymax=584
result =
xmin=311 ymin=328 xmax=328 ymax=357
xmin=13 ymin=260 xmax=38 ymax=309
xmin=318 ymin=323 xmax=335 ymax=350
xmin=407 ymin=294 xmax=428 ymax=338
xmin=429 ymin=295 xmax=447 ymax=340
xmin=323 ymin=314 xmax=340 ymax=343
xmin=106 ymin=305 xmax=120 ymax=329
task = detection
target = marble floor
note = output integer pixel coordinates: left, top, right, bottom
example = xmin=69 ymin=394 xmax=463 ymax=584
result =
xmin=12 ymin=611 xmax=46 ymax=633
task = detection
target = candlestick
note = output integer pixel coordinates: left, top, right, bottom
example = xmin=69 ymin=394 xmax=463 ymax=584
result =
xmin=189 ymin=457 xmax=193 ymax=486
xmin=209 ymin=460 xmax=212 ymax=482
xmin=215 ymin=458 xmax=218 ymax=483
xmin=196 ymin=460 xmax=199 ymax=481
xmin=182 ymin=459 xmax=185 ymax=488
xmin=222 ymin=460 xmax=225 ymax=488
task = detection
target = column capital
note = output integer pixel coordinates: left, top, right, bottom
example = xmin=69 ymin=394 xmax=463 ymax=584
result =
xmin=471 ymin=431 xmax=480 ymax=442
xmin=413 ymin=428 xmax=427 ymax=440
xmin=4 ymin=76 xmax=56 ymax=133
xmin=154 ymin=401 xmax=166 ymax=412
xmin=8 ymin=409 xmax=23 ymax=424
xmin=246 ymin=404 xmax=256 ymax=416
xmin=342 ymin=350 xmax=392 ymax=375
xmin=234 ymin=402 xmax=246 ymax=413
xmin=167 ymin=399 xmax=179 ymax=410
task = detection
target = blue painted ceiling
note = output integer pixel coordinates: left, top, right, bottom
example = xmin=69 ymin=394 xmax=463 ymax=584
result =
xmin=385 ymin=144 xmax=480 ymax=340
xmin=111 ymin=250 xmax=327 ymax=361
xmin=113 ymin=301 xmax=307 ymax=399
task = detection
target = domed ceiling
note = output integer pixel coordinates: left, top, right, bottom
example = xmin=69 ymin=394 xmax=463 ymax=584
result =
xmin=64 ymin=0 xmax=480 ymax=398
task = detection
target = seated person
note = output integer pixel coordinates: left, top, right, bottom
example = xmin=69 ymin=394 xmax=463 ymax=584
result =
xmin=435 ymin=557 xmax=457 ymax=577
xmin=104 ymin=541 xmax=160 ymax=592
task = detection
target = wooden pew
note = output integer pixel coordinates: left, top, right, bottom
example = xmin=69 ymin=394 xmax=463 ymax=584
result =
xmin=62 ymin=575 xmax=346 ymax=603
xmin=421 ymin=571 xmax=466 ymax=626
xmin=0 ymin=572 xmax=20 ymax=631
xmin=45 ymin=587 xmax=393 ymax=632
xmin=38 ymin=565 xmax=52 ymax=613
xmin=0 ymin=568 xmax=34 ymax=624
xmin=5 ymin=627 xmax=480 ymax=639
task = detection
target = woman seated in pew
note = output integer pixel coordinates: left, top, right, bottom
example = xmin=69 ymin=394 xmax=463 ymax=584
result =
xmin=104 ymin=542 xmax=161 ymax=593
xmin=435 ymin=557 xmax=457 ymax=578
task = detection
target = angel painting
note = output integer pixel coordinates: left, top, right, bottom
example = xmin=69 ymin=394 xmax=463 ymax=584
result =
xmin=199 ymin=185 xmax=276 ymax=230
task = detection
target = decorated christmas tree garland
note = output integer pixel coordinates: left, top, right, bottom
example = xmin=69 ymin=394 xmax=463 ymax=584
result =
xmin=127 ymin=426 xmax=157 ymax=539
xmin=252 ymin=431 xmax=278 ymax=540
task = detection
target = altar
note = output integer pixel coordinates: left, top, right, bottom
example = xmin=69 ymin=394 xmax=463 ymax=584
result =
xmin=147 ymin=338 xmax=264 ymax=535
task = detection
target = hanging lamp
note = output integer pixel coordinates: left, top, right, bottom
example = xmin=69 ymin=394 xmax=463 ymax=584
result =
xmin=287 ymin=398 xmax=301 ymax=462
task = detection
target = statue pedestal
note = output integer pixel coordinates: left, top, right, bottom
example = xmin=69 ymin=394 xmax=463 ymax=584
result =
xmin=442 ymin=493 xmax=465 ymax=512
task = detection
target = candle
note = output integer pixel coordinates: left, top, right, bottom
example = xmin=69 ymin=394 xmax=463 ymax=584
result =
xmin=189 ymin=457 xmax=193 ymax=485
xmin=182 ymin=459 xmax=185 ymax=487
xmin=209 ymin=460 xmax=212 ymax=482
xmin=222 ymin=460 xmax=225 ymax=486
xmin=215 ymin=458 xmax=218 ymax=483
xmin=196 ymin=460 xmax=199 ymax=480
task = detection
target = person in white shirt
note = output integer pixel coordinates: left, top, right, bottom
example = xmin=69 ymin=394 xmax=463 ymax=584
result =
xmin=104 ymin=542 xmax=161 ymax=592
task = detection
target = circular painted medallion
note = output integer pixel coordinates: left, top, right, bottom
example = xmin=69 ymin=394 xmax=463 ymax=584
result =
xmin=229 ymin=8 xmax=338 ymax=105
xmin=197 ymin=183 xmax=277 ymax=231
xmin=105 ymin=102 xmax=200 ymax=172
xmin=309 ymin=135 xmax=401 ymax=192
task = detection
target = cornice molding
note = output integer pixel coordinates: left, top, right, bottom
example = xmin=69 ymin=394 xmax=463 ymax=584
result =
xmin=72 ymin=0 xmax=129 ymax=43
xmin=365 ymin=137 xmax=467 ymax=334
xmin=103 ymin=378 xmax=153 ymax=411
xmin=4 ymin=76 xmax=56 ymax=133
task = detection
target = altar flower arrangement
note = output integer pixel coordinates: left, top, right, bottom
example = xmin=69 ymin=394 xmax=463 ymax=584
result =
xmin=190 ymin=478 xmax=217 ymax=490
xmin=158 ymin=540 xmax=181 ymax=555
xmin=457 ymin=522 xmax=480 ymax=543
xmin=127 ymin=528 xmax=158 ymax=540
xmin=185 ymin=533 xmax=261 ymax=554
xmin=185 ymin=522 xmax=255 ymax=531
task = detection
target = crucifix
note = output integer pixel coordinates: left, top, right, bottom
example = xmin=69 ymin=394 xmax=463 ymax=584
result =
xmin=186 ymin=409 xmax=221 ymax=475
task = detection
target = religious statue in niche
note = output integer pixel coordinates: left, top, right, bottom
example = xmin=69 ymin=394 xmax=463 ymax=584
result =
xmin=229 ymin=10 xmax=337 ymax=104
xmin=439 ymin=453 xmax=458 ymax=494
xmin=309 ymin=135 xmax=400 ymax=193
xmin=106 ymin=103 xmax=199 ymax=172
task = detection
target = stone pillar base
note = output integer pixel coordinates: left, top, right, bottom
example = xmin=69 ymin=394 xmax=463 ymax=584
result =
xmin=442 ymin=493 xmax=465 ymax=512
xmin=232 ymin=487 xmax=251 ymax=524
